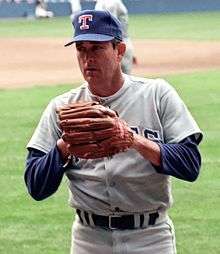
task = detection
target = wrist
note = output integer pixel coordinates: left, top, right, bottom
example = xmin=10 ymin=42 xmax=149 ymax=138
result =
xmin=57 ymin=139 xmax=75 ymax=168
xmin=56 ymin=138 xmax=70 ymax=161
xmin=131 ymin=133 xmax=145 ymax=150
xmin=131 ymin=133 xmax=161 ymax=166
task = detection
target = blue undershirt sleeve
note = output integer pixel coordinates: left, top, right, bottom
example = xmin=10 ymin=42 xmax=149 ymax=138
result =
xmin=24 ymin=146 xmax=67 ymax=201
xmin=154 ymin=135 xmax=202 ymax=182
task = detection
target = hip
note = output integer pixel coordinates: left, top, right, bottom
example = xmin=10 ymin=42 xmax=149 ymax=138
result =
xmin=71 ymin=214 xmax=176 ymax=254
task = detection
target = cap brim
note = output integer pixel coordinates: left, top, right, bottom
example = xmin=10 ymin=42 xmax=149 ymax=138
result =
xmin=64 ymin=33 xmax=115 ymax=47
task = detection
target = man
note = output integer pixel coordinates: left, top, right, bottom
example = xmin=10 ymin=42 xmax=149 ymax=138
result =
xmin=35 ymin=0 xmax=54 ymax=19
xmin=25 ymin=10 xmax=203 ymax=254
xmin=69 ymin=0 xmax=81 ymax=20
xmin=95 ymin=0 xmax=136 ymax=74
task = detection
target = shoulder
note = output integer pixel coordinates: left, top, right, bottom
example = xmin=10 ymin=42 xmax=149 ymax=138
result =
xmin=126 ymin=75 xmax=174 ymax=95
xmin=49 ymin=83 xmax=87 ymax=109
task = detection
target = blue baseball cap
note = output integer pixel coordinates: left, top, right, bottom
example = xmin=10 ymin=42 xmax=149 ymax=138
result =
xmin=65 ymin=10 xmax=123 ymax=46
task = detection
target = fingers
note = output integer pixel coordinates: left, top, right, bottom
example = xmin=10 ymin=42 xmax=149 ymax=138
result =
xmin=57 ymin=101 xmax=117 ymax=120
xmin=93 ymin=105 xmax=117 ymax=118
xmin=56 ymin=101 xmax=99 ymax=113
xmin=62 ymin=127 xmax=116 ymax=144
xmin=60 ymin=117 xmax=115 ymax=131
xmin=59 ymin=107 xmax=116 ymax=120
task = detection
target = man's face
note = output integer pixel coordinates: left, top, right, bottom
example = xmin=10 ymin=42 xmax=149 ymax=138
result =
xmin=75 ymin=41 xmax=121 ymax=84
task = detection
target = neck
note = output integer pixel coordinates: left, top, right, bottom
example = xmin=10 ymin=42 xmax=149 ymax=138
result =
xmin=88 ymin=71 xmax=124 ymax=97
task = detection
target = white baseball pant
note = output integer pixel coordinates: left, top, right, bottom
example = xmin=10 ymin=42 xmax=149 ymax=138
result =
xmin=70 ymin=214 xmax=177 ymax=254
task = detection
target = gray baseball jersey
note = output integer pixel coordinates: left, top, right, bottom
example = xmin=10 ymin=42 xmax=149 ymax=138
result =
xmin=27 ymin=75 xmax=202 ymax=215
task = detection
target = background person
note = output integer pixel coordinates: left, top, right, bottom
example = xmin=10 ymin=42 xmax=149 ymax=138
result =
xmin=69 ymin=0 xmax=81 ymax=20
xmin=95 ymin=0 xmax=137 ymax=74
xmin=35 ymin=0 xmax=54 ymax=18
xmin=25 ymin=10 xmax=203 ymax=254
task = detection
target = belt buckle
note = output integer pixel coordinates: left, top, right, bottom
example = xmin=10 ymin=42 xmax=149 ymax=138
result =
xmin=109 ymin=214 xmax=121 ymax=230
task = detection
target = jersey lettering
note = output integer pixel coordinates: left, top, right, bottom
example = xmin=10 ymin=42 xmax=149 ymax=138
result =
xmin=131 ymin=126 xmax=162 ymax=142
xmin=79 ymin=15 xmax=93 ymax=30
xmin=144 ymin=129 xmax=161 ymax=142
xmin=130 ymin=127 xmax=139 ymax=134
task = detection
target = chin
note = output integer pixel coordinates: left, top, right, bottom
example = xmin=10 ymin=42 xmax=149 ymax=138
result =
xmin=85 ymin=75 xmax=99 ymax=84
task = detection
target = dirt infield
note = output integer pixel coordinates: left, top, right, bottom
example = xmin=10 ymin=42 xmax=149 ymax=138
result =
xmin=1 ymin=38 xmax=220 ymax=89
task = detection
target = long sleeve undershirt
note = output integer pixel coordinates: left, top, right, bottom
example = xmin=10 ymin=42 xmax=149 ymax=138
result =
xmin=24 ymin=135 xmax=201 ymax=201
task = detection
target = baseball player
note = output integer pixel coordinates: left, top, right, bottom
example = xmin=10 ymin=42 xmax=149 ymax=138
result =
xmin=95 ymin=0 xmax=136 ymax=74
xmin=24 ymin=10 xmax=203 ymax=254
xmin=69 ymin=0 xmax=81 ymax=20
xmin=35 ymin=0 xmax=54 ymax=19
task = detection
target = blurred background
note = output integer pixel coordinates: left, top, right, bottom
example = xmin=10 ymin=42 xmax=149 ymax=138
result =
xmin=1 ymin=0 xmax=220 ymax=18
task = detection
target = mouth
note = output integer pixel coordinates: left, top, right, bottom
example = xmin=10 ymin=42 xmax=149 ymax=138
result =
xmin=85 ymin=67 xmax=98 ymax=72
xmin=84 ymin=67 xmax=99 ymax=77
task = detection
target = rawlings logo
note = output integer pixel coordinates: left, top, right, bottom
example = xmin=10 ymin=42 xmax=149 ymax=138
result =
xmin=78 ymin=14 xmax=93 ymax=30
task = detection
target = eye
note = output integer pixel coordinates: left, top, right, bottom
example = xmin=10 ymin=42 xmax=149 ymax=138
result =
xmin=92 ymin=45 xmax=105 ymax=51
xmin=76 ymin=46 xmax=84 ymax=52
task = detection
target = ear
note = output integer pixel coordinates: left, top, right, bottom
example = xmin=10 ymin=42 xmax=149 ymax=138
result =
xmin=117 ymin=42 xmax=126 ymax=62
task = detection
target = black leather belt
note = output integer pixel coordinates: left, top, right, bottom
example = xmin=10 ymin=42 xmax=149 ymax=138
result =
xmin=76 ymin=209 xmax=159 ymax=230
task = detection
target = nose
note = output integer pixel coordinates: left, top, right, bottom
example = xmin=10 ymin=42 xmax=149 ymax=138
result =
xmin=84 ymin=49 xmax=95 ymax=63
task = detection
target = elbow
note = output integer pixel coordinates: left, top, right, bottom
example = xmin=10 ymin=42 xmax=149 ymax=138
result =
xmin=181 ymin=150 xmax=202 ymax=182
xmin=187 ymin=154 xmax=202 ymax=182
xmin=183 ymin=163 xmax=201 ymax=182
xmin=185 ymin=171 xmax=199 ymax=182
xmin=24 ymin=170 xmax=47 ymax=201
xmin=173 ymin=170 xmax=199 ymax=182
xmin=24 ymin=170 xmax=58 ymax=201
xmin=187 ymin=144 xmax=202 ymax=182
xmin=24 ymin=179 xmax=47 ymax=201
xmin=27 ymin=188 xmax=47 ymax=201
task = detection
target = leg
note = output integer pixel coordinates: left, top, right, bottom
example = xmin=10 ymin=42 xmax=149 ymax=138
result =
xmin=70 ymin=217 xmax=113 ymax=254
xmin=70 ymin=215 xmax=176 ymax=254
xmin=113 ymin=217 xmax=177 ymax=254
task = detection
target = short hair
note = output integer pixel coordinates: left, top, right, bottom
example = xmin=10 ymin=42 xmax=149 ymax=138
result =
xmin=111 ymin=39 xmax=121 ymax=49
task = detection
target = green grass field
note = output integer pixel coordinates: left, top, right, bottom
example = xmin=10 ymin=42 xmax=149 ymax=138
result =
xmin=1 ymin=11 xmax=220 ymax=40
xmin=0 ymin=11 xmax=220 ymax=254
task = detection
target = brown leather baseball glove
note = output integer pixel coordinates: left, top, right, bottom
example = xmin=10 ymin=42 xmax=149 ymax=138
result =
xmin=57 ymin=101 xmax=134 ymax=159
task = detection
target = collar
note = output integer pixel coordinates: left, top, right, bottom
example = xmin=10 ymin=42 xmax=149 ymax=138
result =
xmin=87 ymin=74 xmax=129 ymax=105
